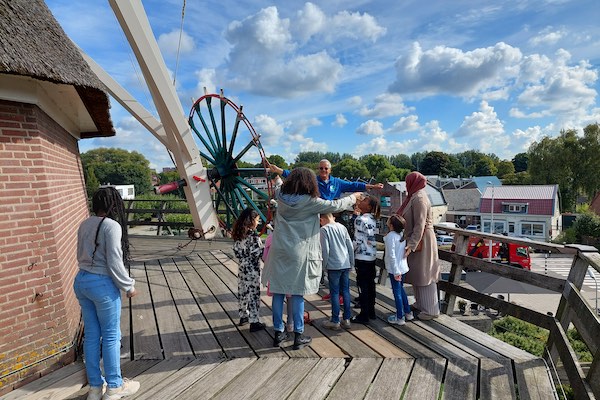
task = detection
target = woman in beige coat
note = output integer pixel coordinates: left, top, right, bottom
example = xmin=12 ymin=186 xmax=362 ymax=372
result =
xmin=262 ymin=167 xmax=362 ymax=349
xmin=398 ymin=172 xmax=440 ymax=320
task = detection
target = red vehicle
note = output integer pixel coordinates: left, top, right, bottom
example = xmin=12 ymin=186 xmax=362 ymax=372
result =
xmin=467 ymin=237 xmax=531 ymax=270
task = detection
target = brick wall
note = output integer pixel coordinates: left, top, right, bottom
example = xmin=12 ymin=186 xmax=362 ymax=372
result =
xmin=0 ymin=99 xmax=89 ymax=394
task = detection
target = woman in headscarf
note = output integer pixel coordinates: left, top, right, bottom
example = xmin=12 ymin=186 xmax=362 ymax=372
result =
xmin=397 ymin=172 xmax=440 ymax=320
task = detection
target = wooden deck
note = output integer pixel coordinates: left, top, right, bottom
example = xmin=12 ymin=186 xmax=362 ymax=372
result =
xmin=2 ymin=236 xmax=557 ymax=400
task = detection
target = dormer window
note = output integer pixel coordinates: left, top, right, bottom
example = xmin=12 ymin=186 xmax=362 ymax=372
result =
xmin=502 ymin=202 xmax=528 ymax=213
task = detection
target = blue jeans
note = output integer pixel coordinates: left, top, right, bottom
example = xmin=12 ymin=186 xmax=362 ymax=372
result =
xmin=272 ymin=293 xmax=304 ymax=333
xmin=389 ymin=273 xmax=411 ymax=319
xmin=74 ymin=270 xmax=123 ymax=388
xmin=328 ymin=269 xmax=351 ymax=323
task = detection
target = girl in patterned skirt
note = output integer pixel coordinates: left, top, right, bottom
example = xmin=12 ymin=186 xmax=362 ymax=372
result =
xmin=232 ymin=208 xmax=265 ymax=332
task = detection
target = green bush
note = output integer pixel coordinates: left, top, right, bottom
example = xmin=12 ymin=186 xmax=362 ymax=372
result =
xmin=489 ymin=317 xmax=592 ymax=361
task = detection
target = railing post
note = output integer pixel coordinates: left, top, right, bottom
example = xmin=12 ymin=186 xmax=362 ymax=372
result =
xmin=442 ymin=233 xmax=468 ymax=315
xmin=547 ymin=247 xmax=595 ymax=371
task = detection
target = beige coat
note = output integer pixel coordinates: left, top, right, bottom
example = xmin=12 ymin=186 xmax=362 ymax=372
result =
xmin=401 ymin=189 xmax=440 ymax=287
xmin=261 ymin=194 xmax=356 ymax=295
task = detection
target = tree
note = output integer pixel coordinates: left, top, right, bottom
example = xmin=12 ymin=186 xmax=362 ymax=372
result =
xmin=410 ymin=151 xmax=427 ymax=172
xmin=421 ymin=151 xmax=452 ymax=176
xmin=266 ymin=154 xmax=288 ymax=169
xmin=579 ymin=124 xmax=600 ymax=198
xmin=473 ymin=157 xmax=498 ymax=176
xmin=501 ymin=171 xmax=531 ymax=185
xmin=389 ymin=154 xmax=413 ymax=170
xmin=294 ymin=151 xmax=325 ymax=165
xmin=360 ymin=154 xmax=391 ymax=178
xmin=496 ymin=160 xmax=515 ymax=178
xmin=84 ymin=166 xmax=100 ymax=199
xmin=376 ymin=167 xmax=409 ymax=183
xmin=512 ymin=152 xmax=528 ymax=173
xmin=81 ymin=148 xmax=153 ymax=195
xmin=332 ymin=158 xmax=369 ymax=180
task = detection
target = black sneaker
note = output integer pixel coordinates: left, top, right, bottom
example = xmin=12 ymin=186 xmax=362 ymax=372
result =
xmin=351 ymin=314 xmax=370 ymax=325
xmin=249 ymin=322 xmax=266 ymax=332
xmin=273 ymin=331 xmax=289 ymax=347
xmin=239 ymin=316 xmax=249 ymax=326
xmin=292 ymin=332 xmax=312 ymax=350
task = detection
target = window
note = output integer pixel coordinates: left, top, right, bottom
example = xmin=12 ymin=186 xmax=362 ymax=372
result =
xmin=502 ymin=203 xmax=528 ymax=213
xmin=521 ymin=222 xmax=545 ymax=237
xmin=483 ymin=220 xmax=505 ymax=234
xmin=508 ymin=222 xmax=515 ymax=234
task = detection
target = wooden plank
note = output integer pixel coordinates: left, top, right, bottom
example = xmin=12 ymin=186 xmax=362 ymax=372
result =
xmin=196 ymin=253 xmax=288 ymax=358
xmin=2 ymin=362 xmax=85 ymax=400
xmin=404 ymin=358 xmax=445 ymax=399
xmin=125 ymin=358 xmax=194 ymax=399
xmin=479 ymin=357 xmax=516 ymax=399
xmin=178 ymin=358 xmax=257 ymax=399
xmin=365 ymin=358 xmax=413 ymax=400
xmin=326 ymin=358 xmax=383 ymax=400
xmin=287 ymin=358 xmax=346 ymax=400
xmin=161 ymin=259 xmax=225 ymax=360
xmin=441 ymin=357 xmax=478 ymax=400
xmin=133 ymin=358 xmax=221 ymax=400
xmin=25 ymin=366 xmax=86 ymax=400
xmin=211 ymin=358 xmax=288 ymax=400
xmin=129 ymin=262 xmax=162 ymax=360
xmin=305 ymin=293 xmax=408 ymax=358
xmin=145 ymin=260 xmax=194 ymax=358
xmin=249 ymin=358 xmax=320 ymax=400
xmin=120 ymin=261 xmax=139 ymax=360
xmin=208 ymin=251 xmax=323 ymax=358
xmin=180 ymin=257 xmax=254 ymax=359
xmin=434 ymin=315 xmax=537 ymax=361
xmin=513 ymin=358 xmax=555 ymax=400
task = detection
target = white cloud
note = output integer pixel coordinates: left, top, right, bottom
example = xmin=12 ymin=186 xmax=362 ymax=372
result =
xmin=332 ymin=113 xmax=347 ymax=127
xmin=356 ymin=120 xmax=385 ymax=135
xmin=195 ymin=68 xmax=217 ymax=95
xmin=348 ymin=96 xmax=362 ymax=107
xmin=326 ymin=10 xmax=386 ymax=43
xmin=158 ymin=30 xmax=196 ymax=56
xmin=389 ymin=115 xmax=420 ymax=133
xmin=455 ymin=101 xmax=504 ymax=138
xmin=389 ymin=42 xmax=522 ymax=97
xmin=293 ymin=2 xmax=326 ymax=43
xmin=354 ymin=137 xmax=416 ymax=156
xmin=358 ymin=93 xmax=412 ymax=118
xmin=529 ymin=27 xmax=566 ymax=47
xmin=253 ymin=114 xmax=285 ymax=146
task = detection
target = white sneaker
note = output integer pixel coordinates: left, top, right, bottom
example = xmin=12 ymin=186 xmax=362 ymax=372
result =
xmin=341 ymin=319 xmax=351 ymax=329
xmin=387 ymin=315 xmax=406 ymax=325
xmin=322 ymin=320 xmax=341 ymax=330
xmin=103 ymin=379 xmax=140 ymax=400
xmin=87 ymin=385 xmax=104 ymax=400
xmin=404 ymin=312 xmax=414 ymax=321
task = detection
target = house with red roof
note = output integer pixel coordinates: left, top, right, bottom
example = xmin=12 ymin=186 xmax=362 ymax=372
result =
xmin=480 ymin=185 xmax=561 ymax=241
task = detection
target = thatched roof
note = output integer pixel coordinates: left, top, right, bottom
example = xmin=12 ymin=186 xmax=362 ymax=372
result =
xmin=0 ymin=0 xmax=115 ymax=138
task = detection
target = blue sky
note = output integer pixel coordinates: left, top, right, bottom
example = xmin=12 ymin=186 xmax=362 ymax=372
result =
xmin=46 ymin=0 xmax=600 ymax=170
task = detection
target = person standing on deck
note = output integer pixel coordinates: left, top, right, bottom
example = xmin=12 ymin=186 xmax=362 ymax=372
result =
xmin=74 ymin=187 xmax=140 ymax=400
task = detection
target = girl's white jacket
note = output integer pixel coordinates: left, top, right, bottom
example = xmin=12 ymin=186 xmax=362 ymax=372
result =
xmin=383 ymin=231 xmax=410 ymax=276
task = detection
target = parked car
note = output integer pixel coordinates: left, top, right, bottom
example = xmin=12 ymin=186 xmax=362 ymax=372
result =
xmin=436 ymin=235 xmax=454 ymax=250
xmin=435 ymin=222 xmax=460 ymax=235
xmin=466 ymin=237 xmax=531 ymax=270
xmin=465 ymin=224 xmax=480 ymax=231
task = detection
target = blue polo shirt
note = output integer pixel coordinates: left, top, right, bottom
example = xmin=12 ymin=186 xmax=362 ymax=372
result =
xmin=281 ymin=170 xmax=366 ymax=200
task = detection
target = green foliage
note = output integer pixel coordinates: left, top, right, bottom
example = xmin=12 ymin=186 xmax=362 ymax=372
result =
xmin=556 ymin=384 xmax=575 ymax=400
xmin=84 ymin=166 xmax=100 ymax=199
xmin=496 ymin=160 xmax=515 ymax=178
xmin=375 ymin=167 xmax=409 ymax=183
xmin=512 ymin=152 xmax=528 ymax=172
xmin=473 ymin=157 xmax=498 ymax=176
xmin=332 ymin=158 xmax=369 ymax=180
xmin=265 ymin=154 xmax=288 ymax=169
xmin=572 ymin=212 xmax=600 ymax=242
xmin=501 ymin=171 xmax=532 ymax=185
xmin=389 ymin=154 xmax=413 ymax=170
xmin=360 ymin=154 xmax=391 ymax=177
xmin=554 ymin=227 xmax=577 ymax=244
xmin=81 ymin=148 xmax=153 ymax=195
xmin=421 ymin=151 xmax=452 ymax=176
xmin=489 ymin=316 xmax=592 ymax=362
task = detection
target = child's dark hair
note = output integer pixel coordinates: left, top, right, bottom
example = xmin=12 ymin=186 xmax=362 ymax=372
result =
xmin=388 ymin=214 xmax=406 ymax=234
xmin=280 ymin=167 xmax=319 ymax=198
xmin=364 ymin=194 xmax=381 ymax=219
xmin=231 ymin=208 xmax=260 ymax=241
xmin=91 ymin=187 xmax=130 ymax=263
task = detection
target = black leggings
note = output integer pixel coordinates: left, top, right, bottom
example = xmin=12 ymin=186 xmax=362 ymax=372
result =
xmin=355 ymin=259 xmax=376 ymax=317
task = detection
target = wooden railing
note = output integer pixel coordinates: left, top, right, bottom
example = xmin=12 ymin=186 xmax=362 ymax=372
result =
xmin=423 ymin=226 xmax=600 ymax=399
xmin=124 ymin=199 xmax=193 ymax=236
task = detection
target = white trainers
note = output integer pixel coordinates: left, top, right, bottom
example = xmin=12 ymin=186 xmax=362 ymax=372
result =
xmin=322 ymin=320 xmax=341 ymax=330
xmin=404 ymin=312 xmax=414 ymax=321
xmin=103 ymin=379 xmax=140 ymax=400
xmin=341 ymin=319 xmax=351 ymax=329
xmin=387 ymin=315 xmax=406 ymax=325
xmin=87 ymin=385 xmax=104 ymax=400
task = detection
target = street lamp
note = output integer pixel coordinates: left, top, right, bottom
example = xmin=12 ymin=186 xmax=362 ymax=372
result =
xmin=487 ymin=181 xmax=495 ymax=261
xmin=587 ymin=267 xmax=598 ymax=315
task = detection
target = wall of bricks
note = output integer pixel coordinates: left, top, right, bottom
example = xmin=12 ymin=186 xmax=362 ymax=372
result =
xmin=0 ymin=99 xmax=89 ymax=394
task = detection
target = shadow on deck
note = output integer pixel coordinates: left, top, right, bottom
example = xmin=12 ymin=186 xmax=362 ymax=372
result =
xmin=2 ymin=235 xmax=558 ymax=400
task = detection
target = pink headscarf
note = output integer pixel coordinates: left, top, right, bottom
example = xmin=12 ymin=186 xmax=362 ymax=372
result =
xmin=397 ymin=171 xmax=427 ymax=214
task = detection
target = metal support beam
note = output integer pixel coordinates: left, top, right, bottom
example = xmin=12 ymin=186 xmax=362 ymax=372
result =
xmin=108 ymin=0 xmax=220 ymax=238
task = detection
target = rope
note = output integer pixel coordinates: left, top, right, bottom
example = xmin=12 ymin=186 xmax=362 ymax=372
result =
xmin=173 ymin=0 xmax=186 ymax=86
